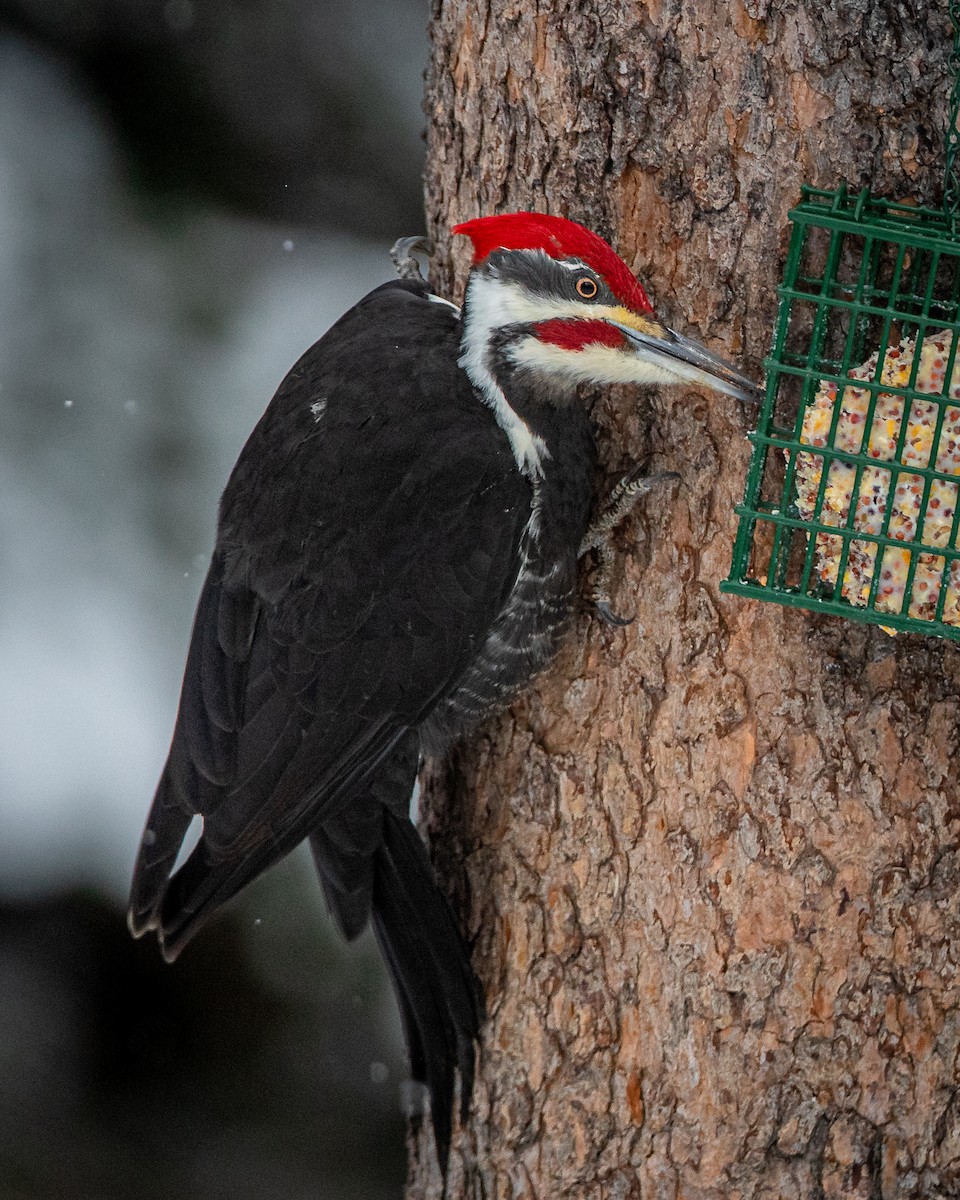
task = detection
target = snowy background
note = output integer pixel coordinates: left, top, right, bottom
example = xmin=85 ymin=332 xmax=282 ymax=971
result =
xmin=0 ymin=2 xmax=431 ymax=1196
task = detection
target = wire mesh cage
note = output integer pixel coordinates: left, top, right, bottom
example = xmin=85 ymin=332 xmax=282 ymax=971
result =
xmin=721 ymin=185 xmax=960 ymax=639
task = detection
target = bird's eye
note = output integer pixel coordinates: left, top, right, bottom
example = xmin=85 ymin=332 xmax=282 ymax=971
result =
xmin=576 ymin=276 xmax=598 ymax=300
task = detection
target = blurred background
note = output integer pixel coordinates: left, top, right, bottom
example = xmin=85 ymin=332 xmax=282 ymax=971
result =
xmin=0 ymin=1 xmax=431 ymax=1195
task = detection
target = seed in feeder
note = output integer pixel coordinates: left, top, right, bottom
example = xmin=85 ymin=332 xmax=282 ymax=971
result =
xmin=792 ymin=330 xmax=960 ymax=629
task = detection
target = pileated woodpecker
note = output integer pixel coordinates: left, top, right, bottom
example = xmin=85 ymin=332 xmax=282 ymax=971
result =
xmin=128 ymin=212 xmax=757 ymax=1169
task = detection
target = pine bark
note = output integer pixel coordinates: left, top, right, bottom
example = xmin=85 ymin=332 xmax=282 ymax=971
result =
xmin=414 ymin=3 xmax=960 ymax=1197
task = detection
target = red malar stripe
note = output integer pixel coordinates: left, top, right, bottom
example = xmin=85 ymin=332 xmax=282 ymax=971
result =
xmin=535 ymin=319 xmax=626 ymax=351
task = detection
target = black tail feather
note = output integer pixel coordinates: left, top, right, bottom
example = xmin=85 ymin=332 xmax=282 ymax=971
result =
xmin=371 ymin=810 xmax=482 ymax=1175
xmin=135 ymin=724 xmax=483 ymax=1173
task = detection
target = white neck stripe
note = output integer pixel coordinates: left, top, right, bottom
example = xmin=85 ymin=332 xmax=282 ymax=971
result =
xmin=458 ymin=274 xmax=548 ymax=478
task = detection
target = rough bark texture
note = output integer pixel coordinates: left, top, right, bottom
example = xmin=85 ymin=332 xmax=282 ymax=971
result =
xmin=413 ymin=3 xmax=960 ymax=1197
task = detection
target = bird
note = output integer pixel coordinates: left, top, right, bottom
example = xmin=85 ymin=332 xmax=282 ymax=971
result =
xmin=128 ymin=211 xmax=758 ymax=1172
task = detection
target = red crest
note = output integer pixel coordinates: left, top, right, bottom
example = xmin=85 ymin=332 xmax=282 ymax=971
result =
xmin=452 ymin=212 xmax=653 ymax=316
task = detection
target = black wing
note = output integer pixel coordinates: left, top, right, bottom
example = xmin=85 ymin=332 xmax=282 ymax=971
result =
xmin=129 ymin=280 xmax=529 ymax=958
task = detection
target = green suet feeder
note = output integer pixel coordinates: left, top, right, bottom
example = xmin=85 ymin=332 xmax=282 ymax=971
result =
xmin=722 ymin=8 xmax=960 ymax=640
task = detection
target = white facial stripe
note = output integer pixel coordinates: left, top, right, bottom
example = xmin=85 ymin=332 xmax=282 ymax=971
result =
xmin=459 ymin=273 xmax=550 ymax=478
xmin=510 ymin=336 xmax=685 ymax=386
xmin=467 ymin=273 xmax=626 ymax=327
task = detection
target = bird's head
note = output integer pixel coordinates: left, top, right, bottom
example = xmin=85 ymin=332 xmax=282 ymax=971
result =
xmin=453 ymin=212 xmax=759 ymax=404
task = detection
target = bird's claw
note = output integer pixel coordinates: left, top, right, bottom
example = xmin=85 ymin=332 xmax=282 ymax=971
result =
xmin=581 ymin=467 xmax=680 ymax=627
xmin=391 ymin=235 xmax=434 ymax=283
xmin=595 ymin=599 xmax=635 ymax=627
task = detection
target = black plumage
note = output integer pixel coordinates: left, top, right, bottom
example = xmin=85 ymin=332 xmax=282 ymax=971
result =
xmin=129 ymin=277 xmax=596 ymax=1171
xmin=129 ymin=209 xmax=760 ymax=1174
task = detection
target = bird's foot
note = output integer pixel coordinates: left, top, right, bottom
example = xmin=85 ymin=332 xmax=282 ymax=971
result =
xmin=580 ymin=468 xmax=680 ymax=626
xmin=390 ymin=235 xmax=434 ymax=283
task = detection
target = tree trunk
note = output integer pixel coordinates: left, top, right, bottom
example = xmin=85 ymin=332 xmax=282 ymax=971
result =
xmin=413 ymin=3 xmax=959 ymax=1197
